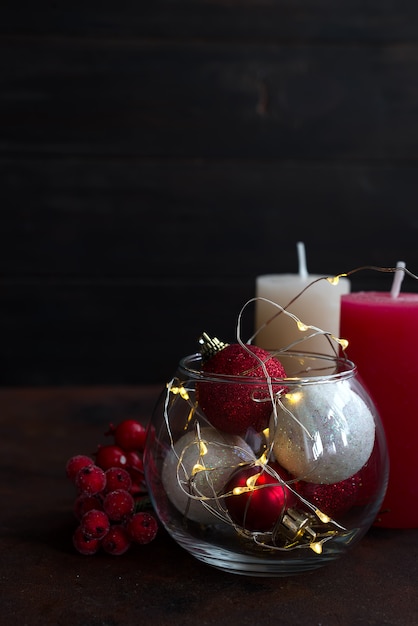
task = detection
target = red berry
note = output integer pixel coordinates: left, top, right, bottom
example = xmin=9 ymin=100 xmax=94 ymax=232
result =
xmin=103 ymin=489 xmax=135 ymax=521
xmin=107 ymin=419 xmax=147 ymax=451
xmin=72 ymin=525 xmax=101 ymax=555
xmin=113 ymin=450 xmax=146 ymax=494
xmin=66 ymin=455 xmax=94 ymax=482
xmin=95 ymin=444 xmax=128 ymax=471
xmin=104 ymin=467 xmax=132 ymax=493
xmin=75 ymin=464 xmax=106 ymax=495
xmin=73 ymin=493 xmax=103 ymax=520
xmin=125 ymin=450 xmax=144 ymax=472
xmin=126 ymin=512 xmax=158 ymax=545
xmin=80 ymin=509 xmax=110 ymax=540
xmin=102 ymin=525 xmax=131 ymax=555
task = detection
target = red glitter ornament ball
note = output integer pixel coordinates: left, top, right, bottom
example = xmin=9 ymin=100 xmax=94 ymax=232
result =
xmin=197 ymin=342 xmax=287 ymax=435
xmin=296 ymin=474 xmax=360 ymax=518
xmin=224 ymin=463 xmax=296 ymax=532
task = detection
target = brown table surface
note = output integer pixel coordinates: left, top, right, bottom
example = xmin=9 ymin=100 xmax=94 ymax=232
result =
xmin=1 ymin=385 xmax=417 ymax=626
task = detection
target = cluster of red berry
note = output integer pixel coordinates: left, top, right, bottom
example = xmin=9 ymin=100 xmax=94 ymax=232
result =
xmin=66 ymin=418 xmax=158 ymax=556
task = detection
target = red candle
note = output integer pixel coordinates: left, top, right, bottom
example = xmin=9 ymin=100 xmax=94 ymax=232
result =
xmin=340 ymin=270 xmax=418 ymax=528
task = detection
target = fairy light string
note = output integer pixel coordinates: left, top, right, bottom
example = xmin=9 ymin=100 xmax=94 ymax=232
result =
xmin=161 ymin=264 xmax=417 ymax=554
xmin=250 ymin=263 xmax=418 ymax=351
xmin=165 ymin=380 xmax=348 ymax=552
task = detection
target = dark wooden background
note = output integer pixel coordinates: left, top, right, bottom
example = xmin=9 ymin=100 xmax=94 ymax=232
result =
xmin=2 ymin=2 xmax=418 ymax=386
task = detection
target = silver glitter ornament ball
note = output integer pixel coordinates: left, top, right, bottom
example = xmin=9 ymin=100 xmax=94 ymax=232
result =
xmin=271 ymin=380 xmax=376 ymax=484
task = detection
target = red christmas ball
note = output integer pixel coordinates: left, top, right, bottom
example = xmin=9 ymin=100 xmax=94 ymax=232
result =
xmin=295 ymin=474 xmax=360 ymax=518
xmin=296 ymin=446 xmax=381 ymax=518
xmin=197 ymin=343 xmax=287 ymax=435
xmin=223 ymin=463 xmax=296 ymax=532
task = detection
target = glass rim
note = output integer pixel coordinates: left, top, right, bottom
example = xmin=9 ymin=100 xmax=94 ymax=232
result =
xmin=178 ymin=350 xmax=357 ymax=386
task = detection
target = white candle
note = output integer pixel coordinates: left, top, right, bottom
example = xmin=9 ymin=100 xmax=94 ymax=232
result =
xmin=254 ymin=243 xmax=350 ymax=355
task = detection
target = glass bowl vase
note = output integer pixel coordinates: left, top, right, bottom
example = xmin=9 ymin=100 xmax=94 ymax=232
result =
xmin=143 ymin=350 xmax=388 ymax=577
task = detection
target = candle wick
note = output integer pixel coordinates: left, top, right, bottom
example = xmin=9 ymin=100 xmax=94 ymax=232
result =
xmin=297 ymin=241 xmax=308 ymax=279
xmin=390 ymin=261 xmax=406 ymax=298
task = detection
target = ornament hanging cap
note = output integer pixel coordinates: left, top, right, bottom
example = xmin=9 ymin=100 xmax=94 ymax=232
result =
xmin=198 ymin=332 xmax=228 ymax=362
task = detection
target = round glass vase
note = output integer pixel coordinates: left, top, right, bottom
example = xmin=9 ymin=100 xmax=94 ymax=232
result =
xmin=144 ymin=351 xmax=388 ymax=577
